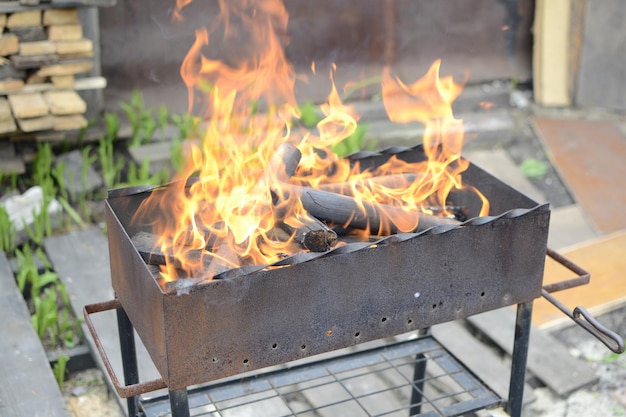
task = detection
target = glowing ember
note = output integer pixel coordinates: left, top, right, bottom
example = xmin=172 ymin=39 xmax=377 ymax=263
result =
xmin=134 ymin=0 xmax=489 ymax=283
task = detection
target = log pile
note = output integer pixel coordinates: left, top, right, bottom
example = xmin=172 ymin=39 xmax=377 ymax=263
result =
xmin=0 ymin=8 xmax=104 ymax=135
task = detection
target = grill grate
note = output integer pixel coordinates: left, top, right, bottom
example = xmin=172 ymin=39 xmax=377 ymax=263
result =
xmin=140 ymin=336 xmax=502 ymax=417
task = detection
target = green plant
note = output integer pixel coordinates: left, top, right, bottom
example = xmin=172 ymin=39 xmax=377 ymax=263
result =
xmin=121 ymin=89 xmax=157 ymax=147
xmin=298 ymin=100 xmax=323 ymax=129
xmin=125 ymin=158 xmax=169 ymax=187
xmin=520 ymin=158 xmax=549 ymax=179
xmin=31 ymin=286 xmax=59 ymax=341
xmin=331 ymin=124 xmax=369 ymax=157
xmin=98 ymin=113 xmax=124 ymax=189
xmin=52 ymin=355 xmax=69 ymax=389
xmin=0 ymin=206 xmax=15 ymax=253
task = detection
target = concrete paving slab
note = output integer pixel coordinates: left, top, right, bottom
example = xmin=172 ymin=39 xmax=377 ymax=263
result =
xmin=0 ymin=251 xmax=69 ymax=417
xmin=464 ymin=148 xmax=546 ymax=204
xmin=547 ymin=204 xmax=599 ymax=251
xmin=55 ymin=149 xmax=103 ymax=197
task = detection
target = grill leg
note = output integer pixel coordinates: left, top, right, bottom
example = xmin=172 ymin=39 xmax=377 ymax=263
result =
xmin=409 ymin=353 xmax=427 ymax=416
xmin=116 ymin=306 xmax=139 ymax=417
xmin=506 ymin=301 xmax=533 ymax=417
xmin=169 ymin=388 xmax=190 ymax=417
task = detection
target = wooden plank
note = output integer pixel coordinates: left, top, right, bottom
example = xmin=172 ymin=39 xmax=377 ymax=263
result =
xmin=533 ymin=118 xmax=626 ymax=233
xmin=19 ymin=39 xmax=56 ymax=55
xmin=0 ymin=14 xmax=6 ymax=28
xmin=0 ymin=98 xmax=12 ymax=120
xmin=43 ymin=228 xmax=163 ymax=415
xmin=36 ymin=59 xmax=92 ymax=76
xmin=532 ymin=0 xmax=572 ymax=106
xmin=53 ymin=114 xmax=87 ymax=130
xmin=16 ymin=114 xmax=54 ymax=132
xmin=432 ymin=321 xmax=536 ymax=404
xmin=0 ymin=75 xmax=105 ymax=95
xmin=8 ymin=93 xmax=48 ymax=118
xmin=10 ymin=25 xmax=47 ymax=42
xmin=535 ymin=231 xmax=626 ymax=329
xmin=0 ymin=62 xmax=25 ymax=80
xmin=50 ymin=74 xmax=74 ymax=88
xmin=467 ymin=308 xmax=599 ymax=397
xmin=7 ymin=10 xmax=41 ymax=28
xmin=0 ymin=33 xmax=19 ymax=55
xmin=0 ymin=78 xmax=24 ymax=93
xmin=44 ymin=90 xmax=86 ymax=115
xmin=43 ymin=8 xmax=79 ymax=25
xmin=0 ymin=251 xmax=69 ymax=417
xmin=54 ymin=38 xmax=92 ymax=55
xmin=10 ymin=53 xmax=59 ymax=70
xmin=47 ymin=23 xmax=82 ymax=41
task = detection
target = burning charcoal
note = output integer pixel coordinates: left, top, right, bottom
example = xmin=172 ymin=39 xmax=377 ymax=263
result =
xmin=132 ymin=231 xmax=168 ymax=266
xmin=317 ymin=173 xmax=420 ymax=195
xmin=283 ymin=186 xmax=461 ymax=235
xmin=427 ymin=205 xmax=469 ymax=222
xmin=279 ymin=215 xmax=337 ymax=252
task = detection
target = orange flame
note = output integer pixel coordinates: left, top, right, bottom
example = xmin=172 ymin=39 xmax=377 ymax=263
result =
xmin=134 ymin=0 xmax=488 ymax=284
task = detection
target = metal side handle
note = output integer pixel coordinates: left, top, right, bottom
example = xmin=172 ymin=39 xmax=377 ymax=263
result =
xmin=83 ymin=299 xmax=167 ymax=398
xmin=541 ymin=248 xmax=625 ymax=354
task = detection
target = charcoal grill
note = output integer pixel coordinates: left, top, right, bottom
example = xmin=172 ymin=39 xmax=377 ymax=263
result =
xmin=84 ymin=145 xmax=624 ymax=417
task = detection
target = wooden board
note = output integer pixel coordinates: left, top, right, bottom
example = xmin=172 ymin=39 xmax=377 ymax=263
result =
xmin=432 ymin=321 xmax=536 ymax=404
xmin=532 ymin=0 xmax=572 ymax=106
xmin=0 ymin=78 xmax=24 ymax=94
xmin=8 ymin=92 xmax=48 ymax=118
xmin=6 ymin=10 xmax=41 ymax=28
xmin=50 ymin=74 xmax=74 ymax=88
xmin=16 ymin=114 xmax=53 ymax=132
xmin=54 ymin=38 xmax=92 ymax=55
xmin=0 ymin=33 xmax=19 ymax=55
xmin=47 ymin=23 xmax=82 ymax=41
xmin=468 ymin=308 xmax=598 ymax=397
xmin=533 ymin=118 xmax=626 ymax=233
xmin=44 ymin=90 xmax=86 ymax=115
xmin=10 ymin=53 xmax=59 ymax=70
xmin=43 ymin=8 xmax=79 ymax=26
xmin=535 ymin=231 xmax=626 ymax=328
xmin=44 ymin=229 xmax=162 ymax=414
xmin=36 ymin=60 xmax=92 ymax=76
xmin=53 ymin=114 xmax=87 ymax=130
xmin=0 ymin=251 xmax=69 ymax=417
xmin=0 ymin=97 xmax=13 ymax=121
xmin=19 ymin=39 xmax=56 ymax=55
xmin=10 ymin=25 xmax=47 ymax=42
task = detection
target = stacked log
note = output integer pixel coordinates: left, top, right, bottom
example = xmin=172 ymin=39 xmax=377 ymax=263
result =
xmin=0 ymin=8 xmax=105 ymax=135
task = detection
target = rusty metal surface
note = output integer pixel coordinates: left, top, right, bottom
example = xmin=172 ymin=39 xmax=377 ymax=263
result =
xmin=83 ymin=300 xmax=167 ymax=398
xmin=106 ymin=145 xmax=550 ymax=390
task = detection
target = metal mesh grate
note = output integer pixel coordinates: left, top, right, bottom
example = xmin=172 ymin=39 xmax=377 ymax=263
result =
xmin=140 ymin=336 xmax=502 ymax=417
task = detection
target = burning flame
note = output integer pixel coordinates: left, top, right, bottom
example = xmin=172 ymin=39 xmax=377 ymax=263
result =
xmin=134 ymin=0 xmax=488 ymax=285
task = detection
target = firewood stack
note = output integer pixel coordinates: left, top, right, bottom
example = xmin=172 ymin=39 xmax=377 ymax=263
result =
xmin=0 ymin=8 xmax=103 ymax=135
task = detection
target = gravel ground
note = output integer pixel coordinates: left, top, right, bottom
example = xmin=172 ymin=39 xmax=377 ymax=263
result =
xmin=524 ymin=306 xmax=626 ymax=417
xmin=62 ymin=368 xmax=123 ymax=417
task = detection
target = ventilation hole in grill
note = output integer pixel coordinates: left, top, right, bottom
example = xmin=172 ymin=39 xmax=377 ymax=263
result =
xmin=211 ymin=357 xmax=218 ymax=363
xmin=243 ymin=359 xmax=249 ymax=365
xmin=481 ymin=291 xmax=486 ymax=297
xmin=271 ymin=343 xmax=278 ymax=349
xmin=354 ymin=331 xmax=361 ymax=338
xmin=407 ymin=319 xmax=413 ymax=325
xmin=326 ymin=329 xmax=333 ymax=336
xmin=432 ymin=304 xmax=437 ymax=309
xmin=381 ymin=317 xmax=387 ymax=323
xmin=301 ymin=344 xmax=306 ymax=350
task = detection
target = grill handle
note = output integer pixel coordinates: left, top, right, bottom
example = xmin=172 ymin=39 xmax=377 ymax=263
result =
xmin=83 ymin=299 xmax=168 ymax=398
xmin=542 ymin=248 xmax=625 ymax=354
